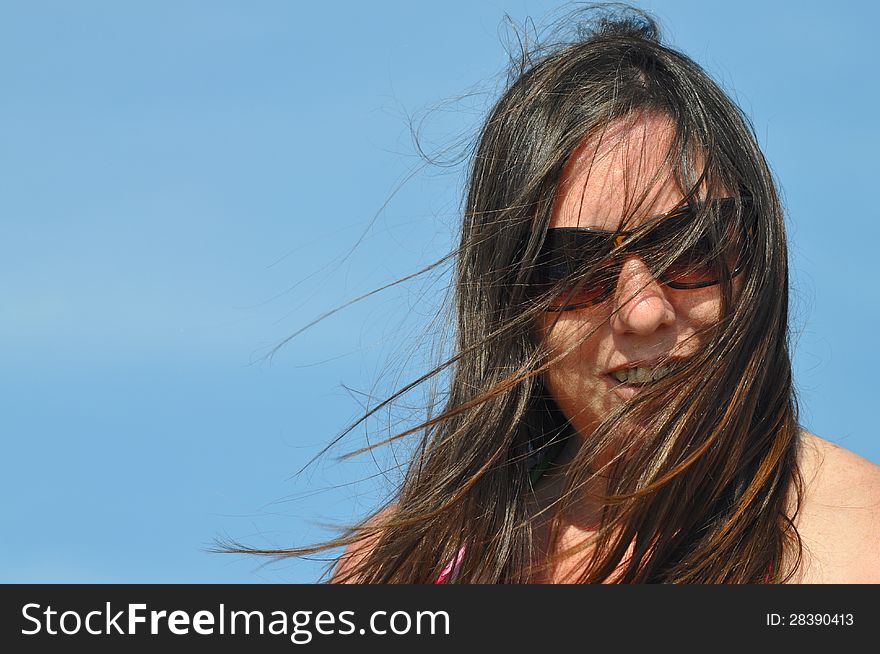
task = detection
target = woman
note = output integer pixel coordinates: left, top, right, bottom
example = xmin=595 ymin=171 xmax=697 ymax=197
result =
xmin=243 ymin=7 xmax=880 ymax=583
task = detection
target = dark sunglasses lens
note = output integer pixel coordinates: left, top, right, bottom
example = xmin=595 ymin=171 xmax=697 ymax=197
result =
xmin=659 ymin=198 xmax=749 ymax=288
xmin=546 ymin=268 xmax=616 ymax=310
xmin=663 ymin=240 xmax=722 ymax=285
xmin=538 ymin=231 xmax=614 ymax=310
xmin=662 ymin=216 xmax=748 ymax=287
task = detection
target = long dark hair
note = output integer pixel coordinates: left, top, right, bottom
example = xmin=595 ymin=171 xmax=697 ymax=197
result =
xmin=222 ymin=5 xmax=803 ymax=583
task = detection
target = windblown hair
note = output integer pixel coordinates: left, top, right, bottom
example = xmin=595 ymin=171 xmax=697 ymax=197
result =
xmin=224 ymin=5 xmax=804 ymax=583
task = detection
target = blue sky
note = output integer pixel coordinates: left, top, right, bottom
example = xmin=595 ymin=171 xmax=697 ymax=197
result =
xmin=2 ymin=1 xmax=877 ymax=583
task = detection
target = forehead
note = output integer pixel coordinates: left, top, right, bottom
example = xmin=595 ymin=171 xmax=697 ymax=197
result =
xmin=550 ymin=114 xmax=687 ymax=231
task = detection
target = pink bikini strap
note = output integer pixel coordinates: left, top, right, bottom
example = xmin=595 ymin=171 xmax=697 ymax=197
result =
xmin=435 ymin=547 xmax=466 ymax=584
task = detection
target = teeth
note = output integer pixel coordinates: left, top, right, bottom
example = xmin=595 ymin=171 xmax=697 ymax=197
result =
xmin=632 ymin=367 xmax=651 ymax=383
xmin=652 ymin=365 xmax=670 ymax=381
xmin=611 ymin=364 xmax=672 ymax=384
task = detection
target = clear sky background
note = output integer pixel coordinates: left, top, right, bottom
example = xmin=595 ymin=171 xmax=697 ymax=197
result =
xmin=2 ymin=1 xmax=877 ymax=583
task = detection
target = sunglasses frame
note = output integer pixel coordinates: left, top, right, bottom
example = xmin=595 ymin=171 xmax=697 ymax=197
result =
xmin=536 ymin=196 xmax=753 ymax=311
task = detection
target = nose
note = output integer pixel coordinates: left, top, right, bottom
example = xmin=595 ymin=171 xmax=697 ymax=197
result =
xmin=609 ymin=255 xmax=676 ymax=335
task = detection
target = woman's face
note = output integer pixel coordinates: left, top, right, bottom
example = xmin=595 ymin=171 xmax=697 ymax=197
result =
xmin=538 ymin=115 xmax=730 ymax=458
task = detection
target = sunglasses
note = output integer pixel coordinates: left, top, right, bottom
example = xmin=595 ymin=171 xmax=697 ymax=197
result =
xmin=535 ymin=196 xmax=753 ymax=311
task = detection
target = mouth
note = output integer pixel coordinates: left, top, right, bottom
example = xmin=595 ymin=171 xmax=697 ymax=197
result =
xmin=608 ymin=363 xmax=674 ymax=385
xmin=604 ymin=360 xmax=681 ymax=398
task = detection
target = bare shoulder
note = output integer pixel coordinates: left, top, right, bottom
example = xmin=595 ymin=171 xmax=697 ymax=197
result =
xmin=330 ymin=504 xmax=396 ymax=584
xmin=791 ymin=430 xmax=880 ymax=583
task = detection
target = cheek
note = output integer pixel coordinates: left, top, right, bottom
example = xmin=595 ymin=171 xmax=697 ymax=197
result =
xmin=537 ymin=310 xmax=605 ymax=362
xmin=538 ymin=320 xmax=608 ymax=436
xmin=668 ymin=281 xmax=730 ymax=328
xmin=674 ymin=294 xmax=720 ymax=327
xmin=536 ymin=312 xmax=606 ymax=398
